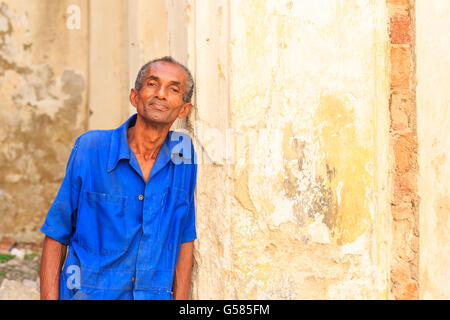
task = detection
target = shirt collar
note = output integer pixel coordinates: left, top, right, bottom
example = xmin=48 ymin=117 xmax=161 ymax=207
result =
xmin=107 ymin=114 xmax=190 ymax=174
xmin=107 ymin=114 xmax=136 ymax=173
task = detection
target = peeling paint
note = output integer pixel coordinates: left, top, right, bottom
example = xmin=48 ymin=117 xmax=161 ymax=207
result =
xmin=0 ymin=1 xmax=87 ymax=241
xmin=208 ymin=0 xmax=392 ymax=300
xmin=314 ymin=94 xmax=372 ymax=245
xmin=234 ymin=169 xmax=257 ymax=213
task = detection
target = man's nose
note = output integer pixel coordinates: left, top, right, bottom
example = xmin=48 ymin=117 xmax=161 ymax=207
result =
xmin=155 ymin=85 xmax=168 ymax=100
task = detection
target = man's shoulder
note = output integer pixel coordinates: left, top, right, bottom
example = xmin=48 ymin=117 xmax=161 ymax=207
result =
xmin=75 ymin=129 xmax=114 ymax=150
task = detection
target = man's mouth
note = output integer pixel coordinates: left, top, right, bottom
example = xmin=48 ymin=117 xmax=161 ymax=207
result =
xmin=148 ymin=102 xmax=168 ymax=111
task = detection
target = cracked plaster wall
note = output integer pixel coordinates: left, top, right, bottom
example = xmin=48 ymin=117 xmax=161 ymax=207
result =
xmin=191 ymin=0 xmax=391 ymax=299
xmin=0 ymin=0 xmax=88 ymax=241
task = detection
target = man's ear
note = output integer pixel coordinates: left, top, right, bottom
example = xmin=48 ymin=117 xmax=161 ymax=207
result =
xmin=129 ymin=88 xmax=139 ymax=108
xmin=177 ymin=102 xmax=192 ymax=119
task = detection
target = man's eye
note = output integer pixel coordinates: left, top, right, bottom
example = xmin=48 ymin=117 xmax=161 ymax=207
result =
xmin=147 ymin=82 xmax=156 ymax=87
xmin=170 ymin=88 xmax=179 ymax=93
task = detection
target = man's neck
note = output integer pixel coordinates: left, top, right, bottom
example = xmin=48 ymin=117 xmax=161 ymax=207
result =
xmin=127 ymin=115 xmax=170 ymax=161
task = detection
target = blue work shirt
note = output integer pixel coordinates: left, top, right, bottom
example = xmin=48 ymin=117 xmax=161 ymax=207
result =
xmin=40 ymin=113 xmax=197 ymax=300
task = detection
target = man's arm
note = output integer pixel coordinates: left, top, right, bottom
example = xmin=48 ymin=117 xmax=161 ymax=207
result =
xmin=173 ymin=240 xmax=194 ymax=300
xmin=40 ymin=235 xmax=67 ymax=300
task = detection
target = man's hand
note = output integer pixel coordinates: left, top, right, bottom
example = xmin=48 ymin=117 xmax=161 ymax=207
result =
xmin=173 ymin=240 xmax=194 ymax=300
xmin=40 ymin=235 xmax=67 ymax=300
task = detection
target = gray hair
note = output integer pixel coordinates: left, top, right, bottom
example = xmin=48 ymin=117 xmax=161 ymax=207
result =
xmin=134 ymin=56 xmax=194 ymax=103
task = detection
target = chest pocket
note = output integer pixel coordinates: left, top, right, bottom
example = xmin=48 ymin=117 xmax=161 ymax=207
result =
xmin=157 ymin=187 xmax=189 ymax=250
xmin=76 ymin=191 xmax=128 ymax=255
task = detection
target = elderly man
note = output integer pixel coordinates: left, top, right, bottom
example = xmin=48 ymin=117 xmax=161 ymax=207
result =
xmin=39 ymin=56 xmax=197 ymax=300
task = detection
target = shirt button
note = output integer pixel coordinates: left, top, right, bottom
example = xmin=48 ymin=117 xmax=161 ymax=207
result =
xmin=138 ymin=194 xmax=144 ymax=201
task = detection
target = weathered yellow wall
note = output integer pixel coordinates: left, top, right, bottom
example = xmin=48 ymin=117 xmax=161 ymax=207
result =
xmin=0 ymin=0 xmax=88 ymax=241
xmin=191 ymin=0 xmax=391 ymax=299
xmin=88 ymin=0 xmax=129 ymax=130
xmin=416 ymin=0 xmax=450 ymax=300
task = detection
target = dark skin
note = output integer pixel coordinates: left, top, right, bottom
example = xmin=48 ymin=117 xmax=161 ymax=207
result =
xmin=41 ymin=61 xmax=194 ymax=300
xmin=40 ymin=236 xmax=67 ymax=300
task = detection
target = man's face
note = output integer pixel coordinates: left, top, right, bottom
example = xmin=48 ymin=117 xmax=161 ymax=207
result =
xmin=130 ymin=61 xmax=192 ymax=125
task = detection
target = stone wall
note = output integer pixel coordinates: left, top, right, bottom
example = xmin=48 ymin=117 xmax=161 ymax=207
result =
xmin=387 ymin=0 xmax=419 ymax=300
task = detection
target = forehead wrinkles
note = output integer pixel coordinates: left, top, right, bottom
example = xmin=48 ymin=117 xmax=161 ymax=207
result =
xmin=144 ymin=62 xmax=187 ymax=87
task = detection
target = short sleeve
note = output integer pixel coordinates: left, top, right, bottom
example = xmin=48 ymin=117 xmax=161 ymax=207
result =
xmin=40 ymin=138 xmax=81 ymax=245
xmin=180 ymin=163 xmax=197 ymax=244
